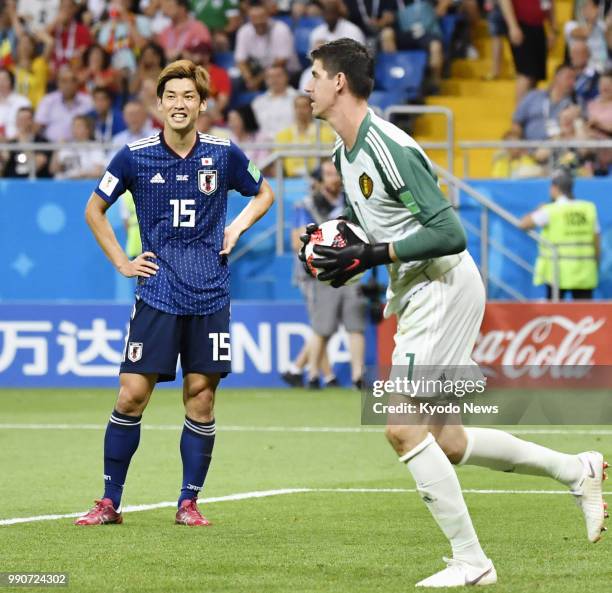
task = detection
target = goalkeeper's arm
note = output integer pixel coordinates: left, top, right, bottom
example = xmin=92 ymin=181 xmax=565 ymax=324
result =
xmin=390 ymin=206 xmax=466 ymax=262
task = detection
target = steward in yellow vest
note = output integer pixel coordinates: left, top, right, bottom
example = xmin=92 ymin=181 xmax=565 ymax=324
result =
xmin=519 ymin=168 xmax=600 ymax=299
xmin=120 ymin=191 xmax=142 ymax=259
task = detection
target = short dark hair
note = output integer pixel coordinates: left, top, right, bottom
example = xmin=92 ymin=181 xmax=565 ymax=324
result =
xmin=92 ymin=86 xmax=113 ymax=100
xmin=602 ymin=68 xmax=612 ymax=80
xmin=310 ymin=38 xmax=374 ymax=100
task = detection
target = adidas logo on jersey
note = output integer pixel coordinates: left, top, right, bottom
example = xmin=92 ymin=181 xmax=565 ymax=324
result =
xmin=150 ymin=173 xmax=165 ymax=184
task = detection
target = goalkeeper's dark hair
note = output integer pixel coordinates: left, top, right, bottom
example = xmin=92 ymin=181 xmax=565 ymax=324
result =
xmin=310 ymin=38 xmax=374 ymax=100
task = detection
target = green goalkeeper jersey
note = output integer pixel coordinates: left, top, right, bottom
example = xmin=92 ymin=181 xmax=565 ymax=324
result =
xmin=332 ymin=109 xmax=464 ymax=315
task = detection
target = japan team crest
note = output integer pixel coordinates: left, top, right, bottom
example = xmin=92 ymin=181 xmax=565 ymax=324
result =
xmin=198 ymin=170 xmax=217 ymax=195
xmin=127 ymin=342 xmax=143 ymax=362
xmin=359 ymin=172 xmax=373 ymax=199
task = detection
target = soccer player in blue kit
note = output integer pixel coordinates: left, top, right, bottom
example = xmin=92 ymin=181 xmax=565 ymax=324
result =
xmin=75 ymin=60 xmax=274 ymax=526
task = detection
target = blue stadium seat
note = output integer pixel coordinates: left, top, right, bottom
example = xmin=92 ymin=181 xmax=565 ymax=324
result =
xmin=214 ymin=51 xmax=235 ymax=70
xmin=232 ymin=91 xmax=264 ymax=109
xmin=294 ymin=27 xmax=314 ymax=66
xmin=296 ymin=16 xmax=323 ymax=29
xmin=369 ymin=90 xmax=409 ymax=111
xmin=374 ymin=51 xmax=427 ymax=95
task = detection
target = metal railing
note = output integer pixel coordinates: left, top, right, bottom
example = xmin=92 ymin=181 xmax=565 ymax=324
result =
xmin=459 ymin=139 xmax=612 ymax=178
xmin=432 ymin=163 xmax=560 ymax=301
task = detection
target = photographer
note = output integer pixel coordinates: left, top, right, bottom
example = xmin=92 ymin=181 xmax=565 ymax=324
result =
xmin=286 ymin=160 xmax=367 ymax=390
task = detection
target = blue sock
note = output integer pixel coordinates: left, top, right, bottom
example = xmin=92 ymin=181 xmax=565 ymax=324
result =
xmin=103 ymin=410 xmax=142 ymax=510
xmin=178 ymin=417 xmax=216 ymax=507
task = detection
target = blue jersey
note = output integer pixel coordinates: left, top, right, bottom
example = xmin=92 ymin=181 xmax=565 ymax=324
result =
xmin=94 ymin=131 xmax=263 ymax=315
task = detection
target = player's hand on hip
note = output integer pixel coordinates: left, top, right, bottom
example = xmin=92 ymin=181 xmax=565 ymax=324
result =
xmin=220 ymin=225 xmax=242 ymax=255
xmin=312 ymin=222 xmax=391 ymax=288
xmin=118 ymin=252 xmax=159 ymax=278
xmin=298 ymin=223 xmax=320 ymax=277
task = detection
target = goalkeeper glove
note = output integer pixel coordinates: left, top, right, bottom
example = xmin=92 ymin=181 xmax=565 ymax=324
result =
xmin=311 ymin=222 xmax=392 ymax=288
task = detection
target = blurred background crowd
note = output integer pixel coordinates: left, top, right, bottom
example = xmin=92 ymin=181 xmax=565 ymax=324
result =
xmin=0 ymin=0 xmax=611 ymax=179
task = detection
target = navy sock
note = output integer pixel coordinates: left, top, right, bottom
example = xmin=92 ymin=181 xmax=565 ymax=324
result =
xmin=178 ymin=417 xmax=216 ymax=507
xmin=103 ymin=409 xmax=142 ymax=510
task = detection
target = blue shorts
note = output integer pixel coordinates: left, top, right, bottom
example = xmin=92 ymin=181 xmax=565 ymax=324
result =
xmin=120 ymin=299 xmax=232 ymax=382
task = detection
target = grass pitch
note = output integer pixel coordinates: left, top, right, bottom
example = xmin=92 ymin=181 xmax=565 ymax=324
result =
xmin=0 ymin=388 xmax=610 ymax=592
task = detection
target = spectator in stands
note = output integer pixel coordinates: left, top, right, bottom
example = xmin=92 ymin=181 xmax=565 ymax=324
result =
xmin=96 ymin=0 xmax=153 ymax=74
xmin=128 ymin=40 xmax=166 ymax=95
xmin=140 ymin=0 xmax=171 ymax=35
xmin=12 ymin=30 xmax=53 ymax=108
xmin=252 ymin=64 xmax=298 ymax=138
xmin=182 ymin=42 xmax=231 ymax=122
xmin=0 ymin=106 xmax=50 ymax=177
xmin=491 ymin=129 xmax=543 ymax=178
xmin=137 ymin=76 xmax=163 ymax=127
xmin=586 ymin=68 xmax=612 ymax=174
xmin=196 ymin=110 xmax=229 ymax=136
xmin=79 ymin=44 xmax=120 ymax=95
xmin=484 ymin=0 xmax=508 ymax=80
xmin=519 ymin=167 xmax=600 ymax=299
xmin=49 ymin=114 xmax=106 ymax=178
xmin=309 ymin=0 xmax=365 ymax=51
xmin=35 ymin=65 xmax=93 ymax=142
xmin=234 ymin=1 xmax=300 ymax=91
xmin=275 ymin=94 xmax=335 ymax=177
xmin=511 ymin=64 xmax=576 ymax=141
xmin=564 ymin=0 xmax=609 ymax=74
xmin=227 ymin=105 xmax=269 ymax=169
xmin=0 ymin=0 xmax=18 ymax=69
xmin=158 ymin=0 xmax=211 ymax=61
xmin=380 ymin=0 xmax=445 ymax=92
xmin=534 ymin=105 xmax=591 ymax=175
xmin=112 ymin=99 xmax=156 ymax=147
xmin=498 ymin=0 xmax=558 ymax=102
xmin=89 ymin=86 xmax=126 ymax=143
xmin=289 ymin=159 xmax=366 ymax=390
xmin=0 ymin=68 xmax=30 ymax=140
xmin=48 ymin=0 xmax=93 ymax=78
xmin=344 ymin=0 xmax=395 ymax=41
xmin=190 ymin=0 xmax=241 ymax=52
xmin=570 ymin=39 xmax=600 ymax=108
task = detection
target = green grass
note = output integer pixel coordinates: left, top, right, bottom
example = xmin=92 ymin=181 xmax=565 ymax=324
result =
xmin=0 ymin=389 xmax=610 ymax=592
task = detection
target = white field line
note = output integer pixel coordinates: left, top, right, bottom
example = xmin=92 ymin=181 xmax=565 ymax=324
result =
xmin=0 ymin=424 xmax=612 ymax=436
xmin=2 ymin=487 xmax=611 ymax=526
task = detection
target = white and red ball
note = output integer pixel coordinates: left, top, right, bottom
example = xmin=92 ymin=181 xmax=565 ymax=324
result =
xmin=304 ymin=220 xmax=369 ymax=286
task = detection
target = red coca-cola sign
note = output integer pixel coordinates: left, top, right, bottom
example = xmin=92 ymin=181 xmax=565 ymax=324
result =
xmin=378 ymin=303 xmax=612 ymax=372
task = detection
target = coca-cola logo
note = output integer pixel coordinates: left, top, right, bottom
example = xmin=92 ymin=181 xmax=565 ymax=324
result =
xmin=473 ymin=315 xmax=606 ymax=379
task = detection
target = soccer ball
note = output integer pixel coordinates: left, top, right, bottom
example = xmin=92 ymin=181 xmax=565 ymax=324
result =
xmin=304 ymin=219 xmax=369 ymax=286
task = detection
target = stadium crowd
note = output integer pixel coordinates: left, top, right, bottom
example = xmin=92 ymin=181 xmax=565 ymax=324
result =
xmin=0 ymin=0 xmax=611 ymax=177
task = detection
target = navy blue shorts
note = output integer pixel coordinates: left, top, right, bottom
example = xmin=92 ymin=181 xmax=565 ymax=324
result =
xmin=120 ymin=299 xmax=232 ymax=382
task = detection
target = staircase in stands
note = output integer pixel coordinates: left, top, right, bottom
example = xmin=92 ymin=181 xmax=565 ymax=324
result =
xmin=412 ymin=0 xmax=574 ymax=178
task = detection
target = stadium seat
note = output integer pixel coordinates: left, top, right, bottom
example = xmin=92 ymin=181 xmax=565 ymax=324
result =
xmin=231 ymin=91 xmax=264 ymax=109
xmin=369 ymin=90 xmax=409 ymax=111
xmin=213 ymin=51 xmax=235 ymax=71
xmin=374 ymin=51 xmax=427 ymax=95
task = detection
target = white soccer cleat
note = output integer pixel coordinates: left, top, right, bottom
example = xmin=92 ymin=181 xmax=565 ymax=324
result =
xmin=415 ymin=558 xmax=497 ymax=588
xmin=572 ymin=451 xmax=609 ymax=543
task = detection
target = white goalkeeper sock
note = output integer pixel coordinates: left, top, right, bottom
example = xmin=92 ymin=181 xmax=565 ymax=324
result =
xmin=400 ymin=433 xmax=489 ymax=568
xmin=460 ymin=427 xmax=584 ymax=488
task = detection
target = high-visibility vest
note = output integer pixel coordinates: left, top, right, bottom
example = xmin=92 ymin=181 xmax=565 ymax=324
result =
xmin=122 ymin=191 xmax=142 ymax=258
xmin=533 ymin=199 xmax=598 ymax=289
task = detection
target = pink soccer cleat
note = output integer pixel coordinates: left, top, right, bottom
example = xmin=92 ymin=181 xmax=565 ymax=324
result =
xmin=74 ymin=498 xmax=123 ymax=526
xmin=175 ymin=499 xmax=211 ymax=526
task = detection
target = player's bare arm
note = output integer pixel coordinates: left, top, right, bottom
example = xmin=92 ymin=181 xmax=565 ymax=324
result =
xmin=85 ymin=193 xmax=159 ymax=278
xmin=221 ymin=178 xmax=275 ymax=255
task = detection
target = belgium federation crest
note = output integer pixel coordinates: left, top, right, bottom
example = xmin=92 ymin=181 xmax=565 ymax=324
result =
xmin=198 ymin=170 xmax=217 ymax=195
xmin=359 ymin=172 xmax=373 ymax=199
